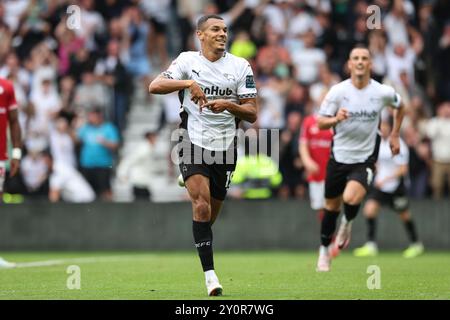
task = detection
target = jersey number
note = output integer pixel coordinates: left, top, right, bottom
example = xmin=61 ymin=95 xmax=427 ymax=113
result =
xmin=366 ymin=168 xmax=374 ymax=185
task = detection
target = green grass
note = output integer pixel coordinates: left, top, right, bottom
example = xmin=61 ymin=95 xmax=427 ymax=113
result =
xmin=0 ymin=251 xmax=449 ymax=300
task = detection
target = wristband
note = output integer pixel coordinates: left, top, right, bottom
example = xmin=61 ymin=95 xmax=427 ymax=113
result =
xmin=12 ymin=148 xmax=22 ymax=160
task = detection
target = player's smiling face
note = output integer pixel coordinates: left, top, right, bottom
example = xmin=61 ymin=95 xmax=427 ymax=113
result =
xmin=198 ymin=19 xmax=228 ymax=53
xmin=348 ymin=48 xmax=372 ymax=77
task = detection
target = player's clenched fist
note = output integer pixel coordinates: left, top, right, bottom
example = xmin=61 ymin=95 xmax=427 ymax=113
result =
xmin=188 ymin=81 xmax=208 ymax=107
xmin=335 ymin=108 xmax=349 ymax=124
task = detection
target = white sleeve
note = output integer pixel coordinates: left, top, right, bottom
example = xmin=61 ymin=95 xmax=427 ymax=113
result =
xmin=161 ymin=52 xmax=190 ymax=80
xmin=381 ymin=84 xmax=401 ymax=108
xmin=237 ymin=59 xmax=257 ymax=100
xmin=394 ymin=139 xmax=409 ymax=166
xmin=50 ymin=172 xmax=64 ymax=190
xmin=319 ymin=85 xmax=340 ymax=117
xmin=425 ymin=118 xmax=439 ymax=139
xmin=116 ymin=144 xmax=148 ymax=178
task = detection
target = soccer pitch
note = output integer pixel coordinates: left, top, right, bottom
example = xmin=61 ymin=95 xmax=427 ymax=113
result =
xmin=0 ymin=251 xmax=449 ymax=300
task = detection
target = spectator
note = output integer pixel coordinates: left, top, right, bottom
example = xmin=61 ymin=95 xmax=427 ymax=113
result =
xmin=140 ymin=0 xmax=170 ymax=68
xmin=230 ymin=30 xmax=257 ymax=60
xmin=368 ymin=30 xmax=388 ymax=82
xmin=50 ymin=116 xmax=77 ymax=168
xmin=230 ymin=139 xmax=283 ymax=200
xmin=73 ymin=71 xmax=112 ymax=119
xmin=77 ymin=108 xmax=120 ymax=201
xmin=436 ymin=21 xmax=450 ymax=101
xmin=55 ymin=22 xmax=85 ymax=76
xmin=422 ymin=102 xmax=450 ymax=199
xmin=76 ymin=0 xmax=106 ymax=51
xmin=122 ymin=6 xmax=152 ymax=79
xmin=29 ymin=77 xmax=61 ymax=136
xmin=116 ymin=131 xmax=164 ymax=201
xmin=0 ymin=51 xmax=31 ymax=93
xmin=403 ymin=125 xmax=431 ymax=199
xmin=278 ymin=111 xmax=305 ymax=199
xmin=44 ymin=152 xmax=95 ymax=203
xmin=21 ymin=148 xmax=50 ymax=198
xmin=291 ymin=30 xmax=326 ymax=85
xmin=94 ymin=39 xmax=132 ymax=132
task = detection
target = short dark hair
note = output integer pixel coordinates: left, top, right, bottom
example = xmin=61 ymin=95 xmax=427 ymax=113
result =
xmin=197 ymin=14 xmax=224 ymax=30
xmin=349 ymin=43 xmax=371 ymax=58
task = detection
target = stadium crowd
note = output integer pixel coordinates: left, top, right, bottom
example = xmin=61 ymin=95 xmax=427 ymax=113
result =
xmin=1 ymin=0 xmax=449 ymax=202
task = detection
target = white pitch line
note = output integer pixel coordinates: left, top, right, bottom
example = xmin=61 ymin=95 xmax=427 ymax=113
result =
xmin=9 ymin=255 xmax=153 ymax=269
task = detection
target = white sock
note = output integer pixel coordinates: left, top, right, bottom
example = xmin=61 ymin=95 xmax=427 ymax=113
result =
xmin=205 ymin=270 xmax=217 ymax=281
xmin=320 ymin=245 xmax=329 ymax=256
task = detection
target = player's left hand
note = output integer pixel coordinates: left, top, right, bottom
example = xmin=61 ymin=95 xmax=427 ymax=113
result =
xmin=9 ymin=159 xmax=20 ymax=177
xmin=389 ymin=134 xmax=400 ymax=155
xmin=201 ymin=99 xmax=229 ymax=114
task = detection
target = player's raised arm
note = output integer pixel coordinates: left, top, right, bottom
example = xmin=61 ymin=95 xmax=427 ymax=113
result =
xmin=149 ymin=75 xmax=193 ymax=95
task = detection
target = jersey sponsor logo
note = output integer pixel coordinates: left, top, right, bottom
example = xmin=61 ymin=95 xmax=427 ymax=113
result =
xmin=348 ymin=110 xmax=378 ymax=122
xmin=245 ymin=75 xmax=255 ymax=88
xmin=202 ymin=86 xmax=233 ymax=97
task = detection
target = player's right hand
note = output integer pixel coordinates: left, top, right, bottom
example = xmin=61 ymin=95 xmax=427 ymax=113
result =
xmin=335 ymin=108 xmax=349 ymax=123
xmin=188 ymin=81 xmax=208 ymax=108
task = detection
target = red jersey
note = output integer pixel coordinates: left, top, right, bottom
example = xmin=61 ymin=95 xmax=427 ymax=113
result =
xmin=0 ymin=78 xmax=18 ymax=161
xmin=300 ymin=115 xmax=333 ymax=182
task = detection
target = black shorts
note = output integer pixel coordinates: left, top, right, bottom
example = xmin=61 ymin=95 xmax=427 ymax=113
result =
xmin=178 ymin=134 xmax=237 ymax=201
xmin=367 ymin=183 xmax=409 ymax=212
xmin=81 ymin=167 xmax=111 ymax=195
xmin=325 ymin=158 xmax=375 ymax=199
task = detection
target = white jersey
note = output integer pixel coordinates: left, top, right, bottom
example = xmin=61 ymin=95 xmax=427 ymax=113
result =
xmin=375 ymin=137 xmax=409 ymax=193
xmin=162 ymin=51 xmax=257 ymax=151
xmin=50 ymin=162 xmax=95 ymax=203
xmin=319 ymin=79 xmax=401 ymax=164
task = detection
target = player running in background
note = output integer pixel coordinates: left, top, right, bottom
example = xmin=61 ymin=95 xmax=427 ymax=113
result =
xmin=315 ymin=45 xmax=405 ymax=272
xmin=299 ymin=109 xmax=333 ymax=221
xmin=149 ymin=15 xmax=257 ymax=295
xmin=0 ymin=77 xmax=22 ymax=268
xmin=353 ymin=119 xmax=424 ymax=258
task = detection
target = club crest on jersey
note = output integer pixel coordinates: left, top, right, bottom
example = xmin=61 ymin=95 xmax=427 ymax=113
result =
xmin=223 ymin=73 xmax=235 ymax=82
xmin=369 ymin=97 xmax=382 ymax=104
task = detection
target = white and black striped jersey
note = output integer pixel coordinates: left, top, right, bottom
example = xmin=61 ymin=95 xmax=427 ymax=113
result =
xmin=319 ymin=79 xmax=401 ymax=164
xmin=162 ymin=51 xmax=257 ymax=151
